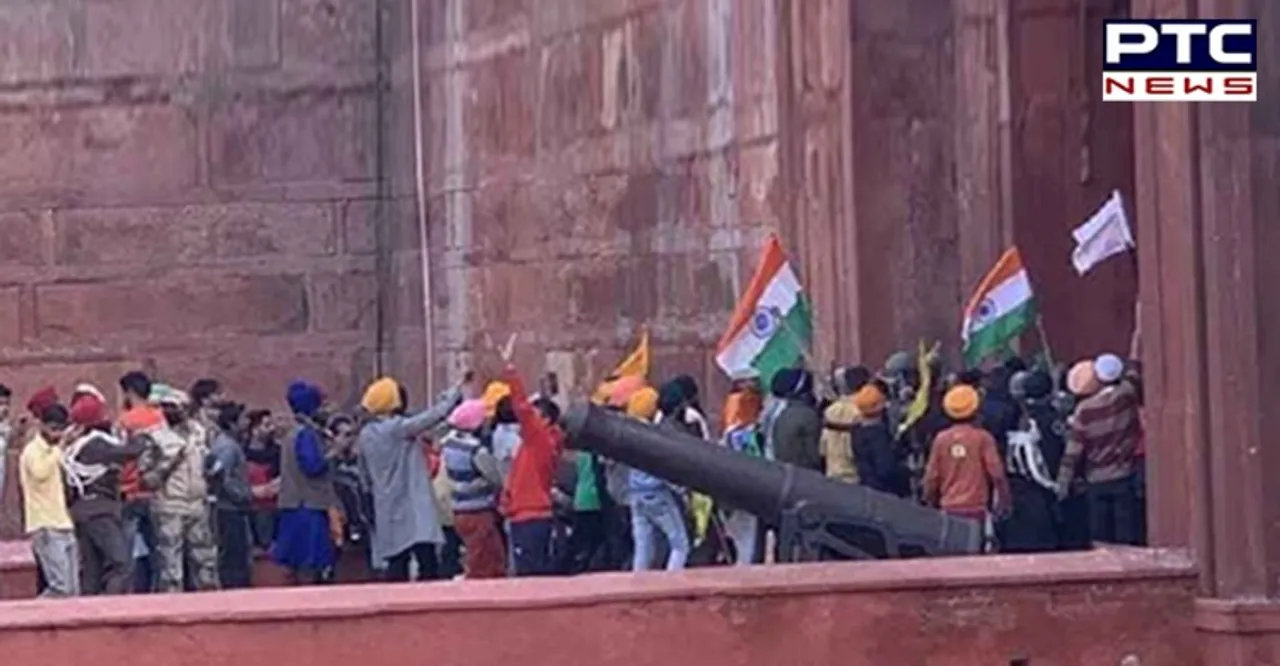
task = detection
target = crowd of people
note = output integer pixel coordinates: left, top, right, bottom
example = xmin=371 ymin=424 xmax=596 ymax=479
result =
xmin=0 ymin=332 xmax=1146 ymax=598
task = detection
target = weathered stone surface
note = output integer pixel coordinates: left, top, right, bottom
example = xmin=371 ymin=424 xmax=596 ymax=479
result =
xmin=281 ymin=0 xmax=377 ymax=67
xmin=34 ymin=274 xmax=309 ymax=343
xmin=0 ymin=3 xmax=77 ymax=85
xmin=81 ymin=0 xmax=207 ymax=77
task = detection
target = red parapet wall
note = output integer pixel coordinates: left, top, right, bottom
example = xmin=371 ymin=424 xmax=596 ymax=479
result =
xmin=0 ymin=549 xmax=1197 ymax=666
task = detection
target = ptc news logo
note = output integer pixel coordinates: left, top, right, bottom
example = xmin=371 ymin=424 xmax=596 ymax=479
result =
xmin=1103 ymin=20 xmax=1256 ymax=102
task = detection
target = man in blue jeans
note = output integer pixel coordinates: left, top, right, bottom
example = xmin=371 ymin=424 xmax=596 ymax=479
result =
xmin=623 ymin=387 xmax=690 ymax=572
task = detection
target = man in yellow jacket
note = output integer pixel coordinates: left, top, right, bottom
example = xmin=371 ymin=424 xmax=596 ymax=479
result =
xmin=20 ymin=404 xmax=79 ymax=597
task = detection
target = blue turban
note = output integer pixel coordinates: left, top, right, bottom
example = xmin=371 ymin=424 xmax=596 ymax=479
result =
xmin=286 ymin=381 xmax=323 ymax=417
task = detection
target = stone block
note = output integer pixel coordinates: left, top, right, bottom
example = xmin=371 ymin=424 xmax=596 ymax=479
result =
xmin=1014 ymin=13 xmax=1075 ymax=100
xmin=341 ymin=198 xmax=420 ymax=255
xmin=0 ymin=287 xmax=23 ymax=348
xmin=538 ymin=32 xmax=604 ymax=152
xmin=281 ymin=0 xmax=376 ymax=67
xmin=0 ymin=3 xmax=77 ymax=85
xmin=34 ymin=274 xmax=309 ymax=344
xmin=464 ymin=50 xmax=536 ymax=162
xmin=462 ymin=0 xmax=532 ymax=35
xmin=309 ymin=270 xmax=377 ymax=332
xmin=857 ymin=35 xmax=953 ymax=121
xmin=0 ymin=211 xmax=50 ymax=269
xmin=209 ymin=90 xmax=378 ymax=186
xmin=82 ymin=0 xmax=206 ymax=77
xmin=0 ymin=105 xmax=198 ymax=202
xmin=53 ymin=203 xmax=336 ymax=267
xmin=224 ymin=0 xmax=282 ymax=69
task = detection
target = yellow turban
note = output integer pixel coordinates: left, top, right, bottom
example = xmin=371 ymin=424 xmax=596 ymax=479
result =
xmin=481 ymin=381 xmax=511 ymax=417
xmin=626 ymin=387 xmax=659 ymax=421
xmin=361 ymin=377 xmax=402 ymax=415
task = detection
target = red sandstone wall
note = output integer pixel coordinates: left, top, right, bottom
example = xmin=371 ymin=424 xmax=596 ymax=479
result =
xmin=0 ymin=0 xmax=428 ymax=537
xmin=0 ymin=550 xmax=1200 ymax=666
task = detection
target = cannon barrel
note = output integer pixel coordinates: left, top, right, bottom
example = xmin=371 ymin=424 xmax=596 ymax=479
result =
xmin=563 ymin=403 xmax=982 ymax=558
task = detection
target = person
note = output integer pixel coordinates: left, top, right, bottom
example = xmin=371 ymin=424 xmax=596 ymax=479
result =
xmin=625 ymin=387 xmax=689 ymax=571
xmin=764 ymin=368 xmax=822 ymax=471
xmin=244 ymin=409 xmax=281 ymax=550
xmin=20 ymin=404 xmax=79 ymax=597
xmin=998 ymin=370 xmax=1062 ymax=553
xmin=1057 ymin=353 xmax=1144 ymax=546
xmin=63 ymin=392 xmax=150 ymax=595
xmin=490 ymin=395 xmax=522 ymax=483
xmin=358 ymin=376 xmax=461 ymax=582
xmin=117 ymin=371 xmax=163 ymax=592
xmin=922 ymin=385 xmax=1011 ymax=526
xmin=330 ymin=414 xmax=375 ymax=576
xmin=0 ymin=383 xmax=13 ymax=514
xmin=207 ymin=402 xmax=254 ymax=589
xmin=500 ymin=363 xmax=564 ymax=576
xmin=720 ymin=381 xmax=764 ymax=566
xmin=440 ymin=399 xmax=507 ymax=579
xmin=273 ymin=381 xmax=339 ymax=584
xmin=980 ymin=364 xmax=1022 ymax=459
xmin=189 ymin=378 xmax=225 ymax=446
xmin=22 ymin=385 xmax=57 ymax=596
xmin=427 ymin=439 xmax=463 ymax=578
xmin=851 ymin=383 xmax=909 ymax=497
xmin=138 ymin=385 xmax=219 ymax=592
xmin=655 ymin=377 xmax=719 ymax=565
xmin=821 ymin=366 xmax=869 ymax=483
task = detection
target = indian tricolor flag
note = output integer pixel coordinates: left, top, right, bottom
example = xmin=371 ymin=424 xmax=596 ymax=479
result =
xmin=715 ymin=234 xmax=812 ymax=386
xmin=962 ymin=247 xmax=1037 ymax=366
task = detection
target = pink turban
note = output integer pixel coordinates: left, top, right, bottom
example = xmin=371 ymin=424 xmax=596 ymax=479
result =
xmin=447 ymin=398 xmax=489 ymax=432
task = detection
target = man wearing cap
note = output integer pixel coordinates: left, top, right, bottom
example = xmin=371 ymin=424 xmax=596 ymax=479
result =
xmin=1056 ymin=353 xmax=1143 ymax=545
xmin=922 ymin=385 xmax=1011 ymax=526
xmin=137 ymin=385 xmax=219 ymax=591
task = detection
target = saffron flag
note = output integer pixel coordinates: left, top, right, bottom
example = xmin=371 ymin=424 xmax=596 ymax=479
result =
xmin=611 ymin=328 xmax=650 ymax=379
xmin=1072 ymin=190 xmax=1134 ymax=275
xmin=962 ymin=247 xmax=1037 ymax=366
xmin=715 ymin=234 xmax=813 ymax=387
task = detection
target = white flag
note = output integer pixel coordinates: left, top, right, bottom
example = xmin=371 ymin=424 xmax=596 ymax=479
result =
xmin=1072 ymin=190 xmax=1134 ymax=275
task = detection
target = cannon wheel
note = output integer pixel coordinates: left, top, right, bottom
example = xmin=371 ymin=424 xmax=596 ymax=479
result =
xmin=776 ymin=501 xmax=901 ymax=562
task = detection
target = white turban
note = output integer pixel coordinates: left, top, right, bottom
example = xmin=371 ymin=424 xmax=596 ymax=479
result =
xmin=1094 ymin=353 xmax=1125 ymax=384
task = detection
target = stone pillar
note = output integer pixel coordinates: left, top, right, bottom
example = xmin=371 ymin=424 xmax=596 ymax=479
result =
xmin=1133 ymin=0 xmax=1280 ymax=661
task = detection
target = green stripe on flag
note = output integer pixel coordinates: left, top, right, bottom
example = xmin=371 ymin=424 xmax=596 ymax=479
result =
xmin=964 ymin=299 xmax=1036 ymax=367
xmin=752 ymin=296 xmax=813 ymax=389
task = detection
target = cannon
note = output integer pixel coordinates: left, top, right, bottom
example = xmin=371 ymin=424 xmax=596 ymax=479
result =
xmin=563 ymin=403 xmax=982 ymax=561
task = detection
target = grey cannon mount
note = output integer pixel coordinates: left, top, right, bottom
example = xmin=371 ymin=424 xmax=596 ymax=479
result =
xmin=562 ymin=403 xmax=982 ymax=561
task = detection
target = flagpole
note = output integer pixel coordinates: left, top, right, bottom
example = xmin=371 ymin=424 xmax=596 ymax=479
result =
xmin=1035 ymin=314 xmax=1057 ymax=382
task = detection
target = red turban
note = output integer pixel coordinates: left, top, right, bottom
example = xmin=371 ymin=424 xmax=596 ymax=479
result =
xmin=26 ymin=386 xmax=58 ymax=418
xmin=69 ymin=394 xmax=108 ymax=427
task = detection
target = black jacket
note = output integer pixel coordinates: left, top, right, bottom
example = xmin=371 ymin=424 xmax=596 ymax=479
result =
xmin=852 ymin=420 xmax=909 ymax=497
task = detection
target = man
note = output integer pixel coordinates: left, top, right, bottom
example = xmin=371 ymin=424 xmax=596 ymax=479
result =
xmin=117 ymin=370 xmax=163 ymax=592
xmin=358 ymin=376 xmax=461 ymax=582
xmin=64 ymin=393 xmax=150 ymax=595
xmin=206 ymin=402 xmax=254 ymax=589
xmin=501 ymin=364 xmax=565 ymax=576
xmin=20 ymin=404 xmax=79 ymax=597
xmin=137 ymin=386 xmax=219 ymax=592
xmin=0 ymin=383 xmax=13 ymax=510
xmin=1057 ymin=353 xmax=1143 ymax=546
xmin=439 ymin=398 xmax=506 ymax=579
xmin=189 ymin=378 xmax=225 ymax=446
xmin=851 ymin=383 xmax=909 ymax=497
xmin=764 ymin=368 xmax=822 ymax=471
xmin=923 ymin=385 xmax=1011 ymax=526
xmin=821 ymin=367 xmax=869 ymax=484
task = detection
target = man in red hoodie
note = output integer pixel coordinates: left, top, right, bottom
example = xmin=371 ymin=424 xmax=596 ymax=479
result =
xmin=499 ymin=363 xmax=563 ymax=576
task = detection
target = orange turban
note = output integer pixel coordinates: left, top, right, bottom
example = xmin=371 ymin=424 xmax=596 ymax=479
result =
xmin=480 ymin=381 xmax=511 ymax=416
xmin=1067 ymin=360 xmax=1101 ymax=397
xmin=852 ymin=384 xmax=886 ymax=416
xmin=943 ymin=385 xmax=981 ymax=421
xmin=721 ymin=389 xmax=762 ymax=430
xmin=606 ymin=375 xmax=647 ymax=408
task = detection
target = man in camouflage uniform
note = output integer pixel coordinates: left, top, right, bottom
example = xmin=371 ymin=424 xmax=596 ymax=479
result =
xmin=138 ymin=385 xmax=219 ymax=592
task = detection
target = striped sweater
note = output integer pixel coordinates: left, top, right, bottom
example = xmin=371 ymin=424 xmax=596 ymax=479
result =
xmin=1057 ymin=379 xmax=1142 ymax=486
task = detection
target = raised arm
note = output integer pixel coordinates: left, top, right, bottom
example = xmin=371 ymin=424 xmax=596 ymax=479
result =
xmin=392 ymin=387 xmax=464 ymax=440
xmin=502 ymin=365 xmax=557 ymax=455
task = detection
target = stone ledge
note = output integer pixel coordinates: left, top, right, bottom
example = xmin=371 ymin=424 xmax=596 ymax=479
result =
xmin=0 ymin=547 xmax=1196 ymax=631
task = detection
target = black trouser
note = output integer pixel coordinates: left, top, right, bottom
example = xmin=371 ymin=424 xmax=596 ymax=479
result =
xmin=77 ymin=513 xmax=133 ymax=595
xmin=998 ymin=480 xmax=1059 ymax=553
xmin=1056 ymin=492 xmax=1092 ymax=550
xmin=509 ymin=518 xmax=555 ymax=576
xmin=563 ymin=510 xmax=608 ymax=574
xmin=439 ymin=527 xmax=463 ymax=579
xmin=1087 ymin=475 xmax=1141 ymax=546
xmin=385 ymin=542 xmax=439 ymax=582
xmin=215 ymin=509 xmax=253 ymax=589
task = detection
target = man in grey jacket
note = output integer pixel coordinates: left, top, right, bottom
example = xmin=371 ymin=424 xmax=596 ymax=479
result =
xmin=206 ymin=402 xmax=254 ymax=589
xmin=357 ymin=376 xmax=464 ymax=582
